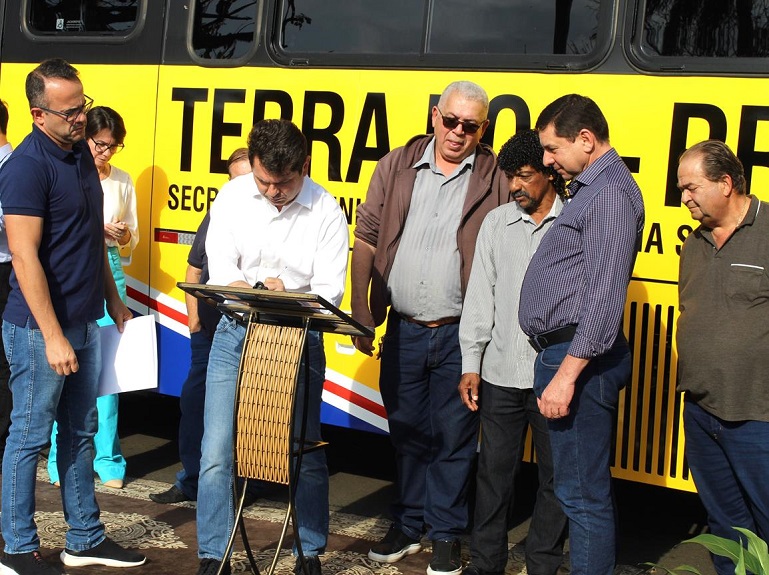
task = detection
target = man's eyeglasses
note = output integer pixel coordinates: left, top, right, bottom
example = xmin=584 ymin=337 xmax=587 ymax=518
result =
xmin=90 ymin=138 xmax=125 ymax=154
xmin=436 ymin=107 xmax=484 ymax=135
xmin=37 ymin=94 xmax=94 ymax=124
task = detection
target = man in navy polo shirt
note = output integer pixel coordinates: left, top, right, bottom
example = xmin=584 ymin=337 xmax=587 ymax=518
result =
xmin=0 ymin=59 xmax=146 ymax=575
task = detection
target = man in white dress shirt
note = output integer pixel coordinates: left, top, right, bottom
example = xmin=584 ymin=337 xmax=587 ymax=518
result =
xmin=194 ymin=119 xmax=349 ymax=575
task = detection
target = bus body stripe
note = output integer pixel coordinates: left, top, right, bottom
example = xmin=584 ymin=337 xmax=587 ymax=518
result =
xmin=126 ymin=285 xmax=188 ymax=326
xmin=323 ymin=379 xmax=387 ymax=420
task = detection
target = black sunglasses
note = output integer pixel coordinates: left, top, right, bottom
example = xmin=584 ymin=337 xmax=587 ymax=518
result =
xmin=436 ymin=107 xmax=484 ymax=135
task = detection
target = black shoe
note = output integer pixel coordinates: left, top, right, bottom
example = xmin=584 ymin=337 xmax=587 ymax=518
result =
xmin=427 ymin=539 xmax=461 ymax=575
xmin=196 ymin=558 xmax=231 ymax=575
xmin=60 ymin=537 xmax=146 ymax=568
xmin=293 ymin=555 xmax=322 ymax=575
xmin=149 ymin=485 xmax=191 ymax=504
xmin=461 ymin=565 xmax=502 ymax=575
xmin=368 ymin=523 xmax=422 ymax=563
xmin=0 ymin=551 xmax=62 ymax=575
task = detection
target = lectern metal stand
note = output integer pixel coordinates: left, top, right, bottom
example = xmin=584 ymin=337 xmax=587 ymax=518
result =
xmin=178 ymin=283 xmax=374 ymax=575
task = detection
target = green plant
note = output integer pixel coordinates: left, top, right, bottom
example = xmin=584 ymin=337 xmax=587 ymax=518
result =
xmin=646 ymin=527 xmax=769 ymax=575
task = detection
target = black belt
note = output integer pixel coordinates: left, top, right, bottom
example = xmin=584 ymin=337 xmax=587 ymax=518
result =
xmin=528 ymin=325 xmax=577 ymax=353
xmin=397 ymin=311 xmax=460 ymax=328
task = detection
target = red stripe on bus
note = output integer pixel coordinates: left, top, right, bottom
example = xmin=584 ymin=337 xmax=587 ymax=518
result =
xmin=155 ymin=230 xmax=180 ymax=243
xmin=323 ymin=379 xmax=387 ymax=419
xmin=126 ymin=285 xmax=188 ymax=326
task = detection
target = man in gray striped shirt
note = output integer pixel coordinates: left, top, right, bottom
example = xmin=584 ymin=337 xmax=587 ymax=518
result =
xmin=458 ymin=130 xmax=567 ymax=575
xmin=351 ymin=81 xmax=508 ymax=575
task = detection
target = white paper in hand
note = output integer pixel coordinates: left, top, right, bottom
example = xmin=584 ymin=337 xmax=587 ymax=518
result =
xmin=98 ymin=314 xmax=158 ymax=397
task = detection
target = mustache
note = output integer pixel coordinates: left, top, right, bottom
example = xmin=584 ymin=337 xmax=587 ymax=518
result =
xmin=512 ymin=190 xmax=531 ymax=200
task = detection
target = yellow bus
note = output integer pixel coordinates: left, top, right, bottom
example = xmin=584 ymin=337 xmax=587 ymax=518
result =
xmin=0 ymin=0 xmax=767 ymax=492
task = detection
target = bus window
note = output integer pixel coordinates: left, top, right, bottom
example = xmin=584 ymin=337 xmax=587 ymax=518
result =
xmin=428 ymin=0 xmax=601 ymax=55
xmin=275 ymin=0 xmax=613 ymax=69
xmin=642 ymin=0 xmax=769 ymax=57
xmin=28 ymin=0 xmax=141 ymax=34
xmin=279 ymin=0 xmax=423 ymax=54
xmin=191 ymin=0 xmax=259 ymax=62
xmin=630 ymin=0 xmax=769 ymax=73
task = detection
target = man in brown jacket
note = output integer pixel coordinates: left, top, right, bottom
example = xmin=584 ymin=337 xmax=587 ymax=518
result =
xmin=351 ymin=81 xmax=508 ymax=575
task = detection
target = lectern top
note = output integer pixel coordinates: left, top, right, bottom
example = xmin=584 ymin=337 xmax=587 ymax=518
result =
xmin=177 ymin=282 xmax=374 ymax=338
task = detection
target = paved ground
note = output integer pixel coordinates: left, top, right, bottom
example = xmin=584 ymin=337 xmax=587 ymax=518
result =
xmin=118 ymin=391 xmax=717 ymax=575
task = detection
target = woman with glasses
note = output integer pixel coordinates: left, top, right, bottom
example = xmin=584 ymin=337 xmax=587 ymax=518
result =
xmin=48 ymin=106 xmax=138 ymax=489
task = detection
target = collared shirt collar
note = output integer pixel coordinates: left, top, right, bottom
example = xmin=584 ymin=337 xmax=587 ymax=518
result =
xmin=254 ymin=175 xmax=314 ymax=212
xmin=700 ymin=195 xmax=760 ymax=242
xmin=31 ymin=123 xmax=81 ymax=161
xmin=412 ymin=137 xmax=477 ymax=174
xmin=738 ymin=195 xmax=759 ymax=228
xmin=567 ymin=147 xmax=623 ymax=198
xmin=506 ymin=195 xmax=564 ymax=227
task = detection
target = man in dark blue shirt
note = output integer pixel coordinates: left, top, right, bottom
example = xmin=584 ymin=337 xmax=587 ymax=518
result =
xmin=518 ymin=94 xmax=644 ymax=575
xmin=0 ymin=58 xmax=145 ymax=575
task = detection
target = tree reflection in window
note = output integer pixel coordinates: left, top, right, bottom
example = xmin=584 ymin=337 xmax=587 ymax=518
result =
xmin=29 ymin=0 xmax=139 ymax=33
xmin=428 ymin=0 xmax=601 ymax=55
xmin=280 ymin=0 xmax=423 ymax=54
xmin=193 ymin=0 xmax=258 ymax=60
xmin=278 ymin=0 xmax=602 ymax=56
xmin=643 ymin=0 xmax=769 ymax=57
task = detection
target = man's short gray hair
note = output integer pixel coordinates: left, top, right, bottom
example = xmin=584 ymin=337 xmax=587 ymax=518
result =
xmin=437 ymin=81 xmax=489 ymax=116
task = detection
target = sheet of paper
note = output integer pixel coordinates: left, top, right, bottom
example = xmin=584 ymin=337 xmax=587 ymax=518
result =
xmin=98 ymin=314 xmax=158 ymax=397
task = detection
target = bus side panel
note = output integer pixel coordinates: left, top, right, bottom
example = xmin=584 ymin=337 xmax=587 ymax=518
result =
xmin=150 ymin=65 xmax=769 ymax=488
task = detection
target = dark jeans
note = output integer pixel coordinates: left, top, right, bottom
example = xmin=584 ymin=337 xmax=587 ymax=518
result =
xmin=533 ymin=336 xmax=630 ymax=575
xmin=684 ymin=399 xmax=769 ymax=575
xmin=174 ymin=330 xmax=213 ymax=499
xmin=0 ymin=261 xmax=12 ymax=464
xmin=471 ymin=382 xmax=567 ymax=575
xmin=379 ymin=312 xmax=479 ymax=541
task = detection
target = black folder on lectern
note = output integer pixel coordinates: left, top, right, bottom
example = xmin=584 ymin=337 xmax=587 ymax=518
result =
xmin=177 ymin=282 xmax=374 ymax=339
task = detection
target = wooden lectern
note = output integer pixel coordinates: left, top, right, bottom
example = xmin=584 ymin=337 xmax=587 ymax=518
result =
xmin=178 ymin=282 xmax=374 ymax=575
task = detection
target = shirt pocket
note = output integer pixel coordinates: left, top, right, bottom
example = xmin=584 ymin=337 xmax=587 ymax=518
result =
xmin=726 ymin=263 xmax=766 ymax=303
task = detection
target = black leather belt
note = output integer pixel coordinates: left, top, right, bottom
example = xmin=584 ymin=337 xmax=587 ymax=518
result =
xmin=528 ymin=324 xmax=577 ymax=353
xmin=398 ymin=312 xmax=460 ymax=328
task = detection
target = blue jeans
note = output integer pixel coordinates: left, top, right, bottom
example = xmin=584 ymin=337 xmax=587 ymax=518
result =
xmin=1 ymin=319 xmax=106 ymax=553
xmin=48 ymin=247 xmax=127 ymax=484
xmin=684 ymin=399 xmax=769 ymax=575
xmin=175 ymin=330 xmax=213 ymax=499
xmin=379 ymin=313 xmax=479 ymax=541
xmin=197 ymin=316 xmax=328 ymax=561
xmin=472 ymin=383 xmax=567 ymax=575
xmin=0 ymin=262 xmax=13 ymax=464
xmin=48 ymin=394 xmax=125 ymax=484
xmin=533 ymin=336 xmax=630 ymax=575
